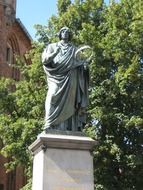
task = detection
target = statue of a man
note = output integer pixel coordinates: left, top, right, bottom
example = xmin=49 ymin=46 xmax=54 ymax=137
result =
xmin=42 ymin=26 xmax=90 ymax=132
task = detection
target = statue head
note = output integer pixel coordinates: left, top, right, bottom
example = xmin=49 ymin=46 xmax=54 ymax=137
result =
xmin=58 ymin=26 xmax=72 ymax=41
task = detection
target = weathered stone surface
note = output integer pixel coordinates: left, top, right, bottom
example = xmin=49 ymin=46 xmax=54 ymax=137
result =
xmin=30 ymin=134 xmax=96 ymax=190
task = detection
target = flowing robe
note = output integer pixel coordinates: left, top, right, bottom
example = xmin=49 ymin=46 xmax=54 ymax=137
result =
xmin=42 ymin=42 xmax=89 ymax=131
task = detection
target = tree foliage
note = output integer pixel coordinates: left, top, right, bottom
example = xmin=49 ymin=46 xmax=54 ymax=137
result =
xmin=57 ymin=0 xmax=71 ymax=15
xmin=0 ymin=0 xmax=143 ymax=189
xmin=0 ymin=43 xmax=46 ymax=177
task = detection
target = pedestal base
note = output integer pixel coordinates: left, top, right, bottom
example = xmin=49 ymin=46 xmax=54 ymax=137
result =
xmin=29 ymin=133 xmax=96 ymax=190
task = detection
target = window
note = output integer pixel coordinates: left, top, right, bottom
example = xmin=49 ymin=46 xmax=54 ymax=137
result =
xmin=6 ymin=43 xmax=13 ymax=65
xmin=6 ymin=47 xmax=11 ymax=62
xmin=12 ymin=67 xmax=20 ymax=81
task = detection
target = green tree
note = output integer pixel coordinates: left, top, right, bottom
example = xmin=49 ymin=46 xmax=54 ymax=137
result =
xmin=1 ymin=0 xmax=143 ymax=189
xmin=57 ymin=0 xmax=71 ymax=15
xmin=0 ymin=43 xmax=46 ymax=187
xmin=87 ymin=0 xmax=143 ymax=189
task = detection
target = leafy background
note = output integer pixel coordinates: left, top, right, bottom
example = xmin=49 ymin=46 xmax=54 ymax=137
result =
xmin=0 ymin=0 xmax=143 ymax=189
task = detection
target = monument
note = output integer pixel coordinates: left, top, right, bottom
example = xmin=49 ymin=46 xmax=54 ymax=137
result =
xmin=29 ymin=27 xmax=96 ymax=190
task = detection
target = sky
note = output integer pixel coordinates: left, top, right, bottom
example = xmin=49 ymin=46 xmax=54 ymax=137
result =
xmin=16 ymin=0 xmax=58 ymax=39
xmin=16 ymin=0 xmax=109 ymax=40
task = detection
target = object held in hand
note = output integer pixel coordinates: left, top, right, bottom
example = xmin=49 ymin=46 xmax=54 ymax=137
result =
xmin=75 ymin=45 xmax=93 ymax=63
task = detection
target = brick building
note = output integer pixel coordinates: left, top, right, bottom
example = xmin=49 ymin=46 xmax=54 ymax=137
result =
xmin=0 ymin=0 xmax=31 ymax=189
xmin=0 ymin=0 xmax=31 ymax=79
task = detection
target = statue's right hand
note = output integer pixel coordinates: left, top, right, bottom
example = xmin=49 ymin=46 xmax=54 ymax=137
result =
xmin=53 ymin=46 xmax=60 ymax=55
xmin=42 ymin=44 xmax=60 ymax=65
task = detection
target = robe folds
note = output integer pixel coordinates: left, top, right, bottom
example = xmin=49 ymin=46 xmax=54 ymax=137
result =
xmin=42 ymin=41 xmax=89 ymax=131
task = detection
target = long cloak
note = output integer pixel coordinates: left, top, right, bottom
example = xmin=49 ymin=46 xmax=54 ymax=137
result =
xmin=43 ymin=42 xmax=89 ymax=131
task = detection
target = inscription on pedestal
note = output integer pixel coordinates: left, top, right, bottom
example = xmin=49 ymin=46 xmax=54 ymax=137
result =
xmin=50 ymin=168 xmax=92 ymax=190
xmin=44 ymin=148 xmax=94 ymax=190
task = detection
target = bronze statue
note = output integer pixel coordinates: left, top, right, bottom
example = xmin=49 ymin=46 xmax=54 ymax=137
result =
xmin=42 ymin=27 xmax=92 ymax=132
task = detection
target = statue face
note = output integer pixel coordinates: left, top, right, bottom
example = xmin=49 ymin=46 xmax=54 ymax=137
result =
xmin=60 ymin=29 xmax=70 ymax=40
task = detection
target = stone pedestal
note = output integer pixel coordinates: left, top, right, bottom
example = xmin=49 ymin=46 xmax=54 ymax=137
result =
xmin=29 ymin=133 xmax=96 ymax=190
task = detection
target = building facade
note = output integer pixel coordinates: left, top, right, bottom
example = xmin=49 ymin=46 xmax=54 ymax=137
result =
xmin=0 ymin=0 xmax=31 ymax=79
xmin=0 ymin=0 xmax=31 ymax=189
